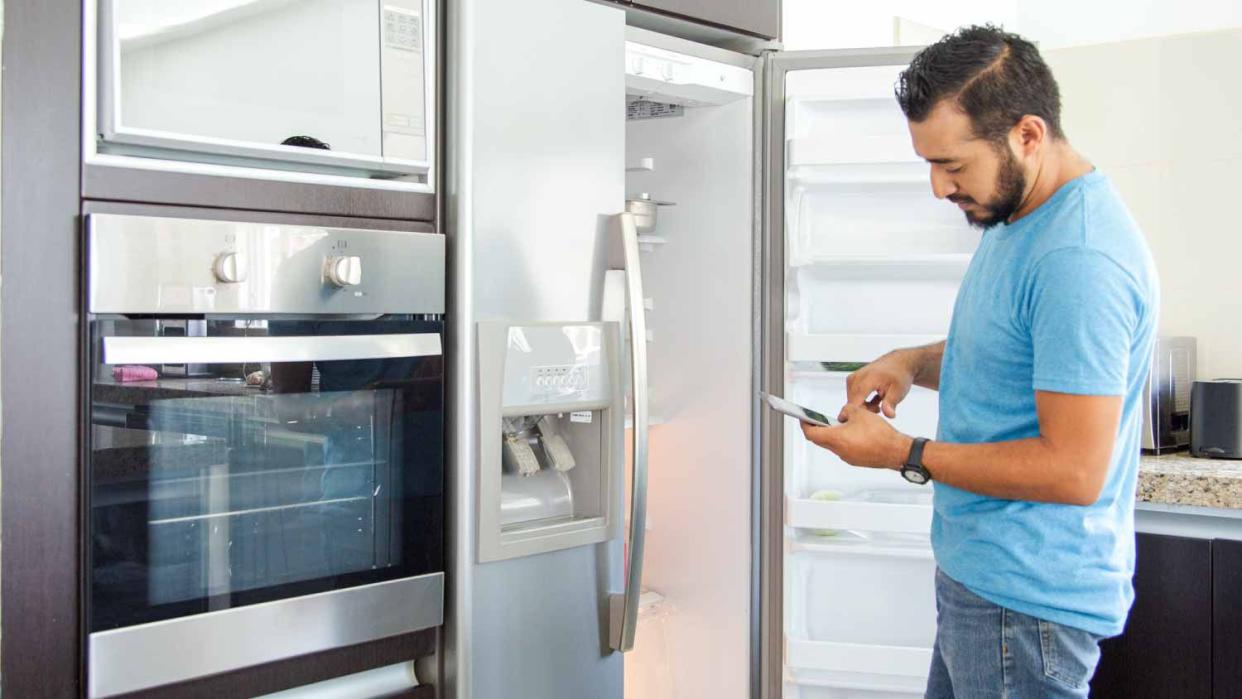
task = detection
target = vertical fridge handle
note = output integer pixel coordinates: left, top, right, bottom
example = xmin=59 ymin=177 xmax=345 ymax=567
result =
xmin=608 ymin=212 xmax=649 ymax=653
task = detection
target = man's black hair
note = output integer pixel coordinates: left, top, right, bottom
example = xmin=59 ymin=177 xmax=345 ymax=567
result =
xmin=895 ymin=25 xmax=1063 ymax=143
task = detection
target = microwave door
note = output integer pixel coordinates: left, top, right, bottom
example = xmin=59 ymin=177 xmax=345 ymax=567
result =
xmin=97 ymin=0 xmax=432 ymax=178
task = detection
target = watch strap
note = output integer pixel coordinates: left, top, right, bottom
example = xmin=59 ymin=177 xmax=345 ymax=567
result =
xmin=906 ymin=437 xmax=930 ymax=469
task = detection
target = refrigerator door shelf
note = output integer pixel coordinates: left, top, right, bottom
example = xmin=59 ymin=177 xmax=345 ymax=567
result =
xmin=787 ymin=640 xmax=932 ymax=679
xmin=787 ymin=161 xmax=929 ymax=186
xmin=784 ymin=642 xmax=932 ymax=698
xmin=786 ymin=496 xmax=932 ymax=538
xmin=790 ymin=274 xmax=958 ymax=338
xmin=786 ymin=544 xmax=935 ymax=651
xmin=786 ymin=333 xmax=944 ymax=364
xmin=784 ymin=675 xmax=927 ymax=699
xmin=788 ymin=253 xmax=972 ymax=273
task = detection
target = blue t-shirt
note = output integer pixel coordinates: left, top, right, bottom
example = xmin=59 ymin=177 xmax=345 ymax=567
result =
xmin=933 ymin=170 xmax=1158 ymax=637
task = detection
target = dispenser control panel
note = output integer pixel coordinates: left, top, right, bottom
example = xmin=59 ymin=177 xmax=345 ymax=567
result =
xmin=501 ymin=325 xmax=610 ymax=408
xmin=531 ymin=365 xmax=590 ymax=393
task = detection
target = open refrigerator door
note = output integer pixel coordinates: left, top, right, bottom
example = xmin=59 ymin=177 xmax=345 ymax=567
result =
xmin=769 ymin=49 xmax=979 ymax=698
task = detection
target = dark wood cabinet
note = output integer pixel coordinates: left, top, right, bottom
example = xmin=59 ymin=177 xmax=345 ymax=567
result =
xmin=1091 ymin=533 xmax=1213 ymax=698
xmin=626 ymin=0 xmax=780 ymax=40
xmin=1214 ymin=538 xmax=1242 ymax=698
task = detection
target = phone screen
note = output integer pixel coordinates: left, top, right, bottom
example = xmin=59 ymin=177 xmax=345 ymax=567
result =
xmin=761 ymin=393 xmax=838 ymax=428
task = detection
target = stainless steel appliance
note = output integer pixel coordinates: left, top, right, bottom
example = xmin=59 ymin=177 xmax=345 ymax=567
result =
xmin=1191 ymin=379 xmax=1242 ymax=459
xmin=446 ymin=3 xmax=986 ymax=698
xmin=1142 ymin=336 xmax=1197 ymax=454
xmin=86 ymin=213 xmax=445 ymax=697
xmin=94 ymin=0 xmax=435 ymax=182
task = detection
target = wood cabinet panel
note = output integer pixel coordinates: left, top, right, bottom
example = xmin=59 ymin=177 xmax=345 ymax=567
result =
xmin=1091 ymin=533 xmax=1212 ymax=698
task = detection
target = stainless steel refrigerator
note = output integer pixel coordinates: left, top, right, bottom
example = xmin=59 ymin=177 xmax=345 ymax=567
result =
xmin=446 ymin=2 xmax=977 ymax=697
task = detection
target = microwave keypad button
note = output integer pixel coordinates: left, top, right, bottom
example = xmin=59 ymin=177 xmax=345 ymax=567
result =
xmin=325 ymin=256 xmax=363 ymax=288
xmin=212 ymin=252 xmax=248 ymax=284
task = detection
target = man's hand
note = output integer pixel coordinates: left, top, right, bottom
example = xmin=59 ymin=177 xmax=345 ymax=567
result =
xmin=843 ymin=350 xmax=920 ymax=419
xmin=801 ymin=404 xmax=914 ymax=470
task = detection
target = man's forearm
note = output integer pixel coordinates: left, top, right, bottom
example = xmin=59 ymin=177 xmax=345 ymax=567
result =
xmin=918 ymin=437 xmax=1104 ymax=506
xmin=897 ymin=341 xmax=945 ymax=391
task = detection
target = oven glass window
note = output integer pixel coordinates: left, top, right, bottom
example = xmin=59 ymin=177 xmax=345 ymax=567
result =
xmin=89 ymin=317 xmax=444 ymax=631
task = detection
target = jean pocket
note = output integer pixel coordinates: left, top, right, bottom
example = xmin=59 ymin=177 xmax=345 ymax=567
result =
xmin=1037 ymin=619 xmax=1102 ymax=690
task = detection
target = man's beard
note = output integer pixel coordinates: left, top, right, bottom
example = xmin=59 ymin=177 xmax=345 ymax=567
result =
xmin=949 ymin=147 xmax=1027 ymax=230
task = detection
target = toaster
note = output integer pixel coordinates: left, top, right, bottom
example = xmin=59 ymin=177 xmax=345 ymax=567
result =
xmin=1141 ymin=336 xmax=1196 ymax=454
xmin=1190 ymin=380 xmax=1242 ymax=459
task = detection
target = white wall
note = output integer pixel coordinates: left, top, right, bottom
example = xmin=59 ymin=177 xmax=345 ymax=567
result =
xmin=1018 ymin=0 xmax=1242 ymax=48
xmin=783 ymin=0 xmax=1242 ymax=51
xmin=1047 ymin=29 xmax=1242 ymax=379
xmin=781 ymin=0 xmax=1016 ymax=51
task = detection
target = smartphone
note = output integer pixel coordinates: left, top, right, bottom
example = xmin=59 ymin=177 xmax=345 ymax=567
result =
xmin=761 ymin=392 xmax=839 ymax=428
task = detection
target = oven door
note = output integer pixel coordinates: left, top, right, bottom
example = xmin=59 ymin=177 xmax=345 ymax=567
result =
xmin=87 ymin=315 xmax=444 ymax=697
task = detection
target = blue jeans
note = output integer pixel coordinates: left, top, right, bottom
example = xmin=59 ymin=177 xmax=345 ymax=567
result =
xmin=926 ymin=569 xmax=1105 ymax=698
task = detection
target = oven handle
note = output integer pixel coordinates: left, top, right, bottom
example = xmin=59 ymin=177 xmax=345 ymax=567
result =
xmin=103 ymin=333 xmax=442 ymax=366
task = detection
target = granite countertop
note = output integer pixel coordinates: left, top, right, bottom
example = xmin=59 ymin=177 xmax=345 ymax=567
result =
xmin=94 ymin=375 xmax=259 ymax=403
xmin=1138 ymin=452 xmax=1242 ymax=509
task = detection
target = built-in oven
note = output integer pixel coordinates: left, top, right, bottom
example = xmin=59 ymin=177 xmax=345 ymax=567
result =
xmin=85 ymin=213 xmax=445 ymax=697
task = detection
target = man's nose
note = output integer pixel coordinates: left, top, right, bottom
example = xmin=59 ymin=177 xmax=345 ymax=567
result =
xmin=930 ymin=168 xmax=956 ymax=200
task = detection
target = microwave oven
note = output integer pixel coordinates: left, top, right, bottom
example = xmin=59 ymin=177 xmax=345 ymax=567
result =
xmin=94 ymin=0 xmax=435 ymax=184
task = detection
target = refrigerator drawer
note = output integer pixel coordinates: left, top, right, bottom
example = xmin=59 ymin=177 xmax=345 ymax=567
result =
xmin=787 ymin=540 xmax=936 ymax=649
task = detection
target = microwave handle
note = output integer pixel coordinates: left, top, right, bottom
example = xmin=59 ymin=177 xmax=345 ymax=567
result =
xmin=102 ymin=333 xmax=442 ymax=365
xmin=608 ymin=212 xmax=649 ymax=653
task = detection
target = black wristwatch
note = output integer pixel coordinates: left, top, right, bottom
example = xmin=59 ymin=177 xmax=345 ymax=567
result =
xmin=901 ymin=437 xmax=933 ymax=485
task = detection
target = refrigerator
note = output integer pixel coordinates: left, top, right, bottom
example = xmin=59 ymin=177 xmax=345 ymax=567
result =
xmin=445 ymin=1 xmax=978 ymax=697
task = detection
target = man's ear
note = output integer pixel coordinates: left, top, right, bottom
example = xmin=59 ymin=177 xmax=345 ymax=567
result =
xmin=1010 ymin=114 xmax=1047 ymax=157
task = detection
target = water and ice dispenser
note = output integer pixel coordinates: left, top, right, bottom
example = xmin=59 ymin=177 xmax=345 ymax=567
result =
xmin=477 ymin=322 xmax=623 ymax=562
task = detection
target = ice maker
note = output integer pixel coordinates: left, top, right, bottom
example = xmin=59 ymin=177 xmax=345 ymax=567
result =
xmin=477 ymin=322 xmax=623 ymax=562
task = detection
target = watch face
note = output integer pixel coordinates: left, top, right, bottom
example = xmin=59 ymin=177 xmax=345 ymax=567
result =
xmin=902 ymin=468 xmax=929 ymax=485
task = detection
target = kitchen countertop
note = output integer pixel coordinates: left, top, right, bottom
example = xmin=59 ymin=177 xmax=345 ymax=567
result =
xmin=1138 ymin=452 xmax=1242 ymax=509
xmin=94 ymin=375 xmax=259 ymax=403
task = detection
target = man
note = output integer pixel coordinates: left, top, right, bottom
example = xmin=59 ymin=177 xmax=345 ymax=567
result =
xmin=798 ymin=25 xmax=1158 ymax=698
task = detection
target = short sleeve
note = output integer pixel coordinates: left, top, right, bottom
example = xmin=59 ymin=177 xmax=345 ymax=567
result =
xmin=1028 ymin=248 xmax=1140 ymax=396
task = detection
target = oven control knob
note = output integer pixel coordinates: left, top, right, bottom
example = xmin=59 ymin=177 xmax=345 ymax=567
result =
xmin=326 ymin=255 xmax=363 ymax=287
xmin=213 ymin=252 xmax=248 ymax=283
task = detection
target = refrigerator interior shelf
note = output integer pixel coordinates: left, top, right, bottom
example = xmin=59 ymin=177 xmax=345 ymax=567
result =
xmin=637 ymin=235 xmax=667 ymax=252
xmin=785 ymin=639 xmax=933 ymax=679
xmin=787 ymin=161 xmax=928 ymax=186
xmin=626 ymin=157 xmax=655 ymax=172
xmin=787 ymin=534 xmax=933 ymax=560
xmin=786 ymin=333 xmax=944 ymax=364
xmin=788 ymin=139 xmax=924 ymax=169
xmin=783 ymin=669 xmax=928 ymax=696
xmin=789 ymin=253 xmax=972 ymax=271
xmin=786 ymin=496 xmax=932 ymax=535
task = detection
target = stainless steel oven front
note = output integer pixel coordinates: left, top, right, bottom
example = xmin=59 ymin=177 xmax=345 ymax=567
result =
xmin=85 ymin=214 xmax=445 ymax=697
